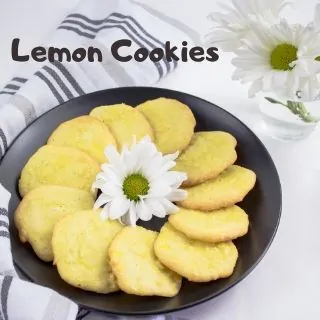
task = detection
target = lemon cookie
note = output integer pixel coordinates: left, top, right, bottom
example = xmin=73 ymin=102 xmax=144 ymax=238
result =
xmin=136 ymin=98 xmax=196 ymax=154
xmin=14 ymin=186 xmax=94 ymax=262
xmin=178 ymin=165 xmax=256 ymax=211
xmin=89 ymin=103 xmax=154 ymax=148
xmin=109 ymin=226 xmax=182 ymax=297
xmin=52 ymin=209 xmax=123 ymax=294
xmin=175 ymin=131 xmax=237 ymax=187
xmin=154 ymin=223 xmax=238 ymax=282
xmin=168 ymin=206 xmax=249 ymax=243
xmin=19 ymin=145 xmax=100 ymax=197
xmin=47 ymin=115 xmax=116 ymax=163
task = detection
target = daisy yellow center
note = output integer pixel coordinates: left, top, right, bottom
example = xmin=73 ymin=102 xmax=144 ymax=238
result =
xmin=123 ymin=173 xmax=149 ymax=202
xmin=270 ymin=44 xmax=298 ymax=71
xmin=315 ymin=56 xmax=320 ymax=61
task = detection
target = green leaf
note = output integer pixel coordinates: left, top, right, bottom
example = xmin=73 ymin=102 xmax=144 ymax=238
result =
xmin=265 ymin=97 xmax=281 ymax=104
xmin=286 ymin=100 xmax=319 ymax=123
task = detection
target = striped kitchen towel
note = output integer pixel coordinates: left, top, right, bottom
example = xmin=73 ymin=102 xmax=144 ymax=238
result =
xmin=0 ymin=0 xmax=200 ymax=319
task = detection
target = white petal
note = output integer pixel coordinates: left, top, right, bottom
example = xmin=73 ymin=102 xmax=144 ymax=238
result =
xmin=145 ymin=199 xmax=167 ymax=218
xmin=161 ymin=198 xmax=179 ymax=214
xmin=100 ymin=183 xmax=122 ymax=197
xmin=109 ymin=196 xmax=131 ymax=220
xmin=136 ymin=198 xmax=153 ymax=221
xmin=104 ymin=144 xmax=121 ymax=165
xmin=167 ymin=189 xmax=188 ymax=202
xmin=161 ymin=171 xmax=188 ymax=189
xmin=148 ymin=180 xmax=172 ymax=197
xmin=94 ymin=194 xmax=111 ymax=209
xmin=100 ymin=164 xmax=122 ymax=186
xmin=100 ymin=203 xmax=111 ymax=220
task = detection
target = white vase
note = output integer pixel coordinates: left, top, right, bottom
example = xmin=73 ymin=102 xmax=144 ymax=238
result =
xmin=257 ymin=92 xmax=320 ymax=141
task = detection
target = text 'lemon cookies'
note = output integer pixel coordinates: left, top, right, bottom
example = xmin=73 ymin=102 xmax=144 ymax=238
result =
xmin=137 ymin=98 xmax=196 ymax=154
xmin=19 ymin=145 xmax=100 ymax=197
xmin=178 ymin=165 xmax=256 ymax=211
xmin=14 ymin=185 xmax=94 ymax=262
xmin=175 ymin=131 xmax=237 ymax=187
xmin=168 ymin=206 xmax=249 ymax=243
xmin=52 ymin=209 xmax=123 ymax=294
xmin=109 ymin=226 xmax=182 ymax=297
xmin=154 ymin=223 xmax=238 ymax=282
xmin=47 ymin=115 xmax=116 ymax=163
xmin=90 ymin=103 xmax=154 ymax=148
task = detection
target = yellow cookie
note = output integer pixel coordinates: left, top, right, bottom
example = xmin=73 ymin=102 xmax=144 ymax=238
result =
xmin=168 ymin=205 xmax=249 ymax=243
xmin=109 ymin=226 xmax=182 ymax=297
xmin=52 ymin=209 xmax=123 ymax=294
xmin=19 ymin=145 xmax=100 ymax=197
xmin=14 ymin=186 xmax=94 ymax=262
xmin=89 ymin=103 xmax=154 ymax=148
xmin=175 ymin=131 xmax=237 ymax=187
xmin=137 ymin=98 xmax=196 ymax=154
xmin=47 ymin=115 xmax=116 ymax=163
xmin=154 ymin=223 xmax=238 ymax=282
xmin=178 ymin=165 xmax=256 ymax=211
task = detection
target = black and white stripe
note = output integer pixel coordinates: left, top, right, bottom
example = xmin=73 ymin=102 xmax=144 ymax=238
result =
xmin=35 ymin=61 xmax=86 ymax=104
xmin=0 ymin=208 xmax=9 ymax=239
xmin=0 ymin=276 xmax=12 ymax=320
xmin=0 ymin=129 xmax=8 ymax=158
xmin=0 ymin=77 xmax=27 ymax=96
xmin=58 ymin=12 xmax=177 ymax=78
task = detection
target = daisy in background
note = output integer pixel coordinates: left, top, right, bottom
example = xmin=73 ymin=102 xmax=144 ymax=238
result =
xmin=231 ymin=19 xmax=320 ymax=100
xmin=92 ymin=136 xmax=188 ymax=226
xmin=205 ymin=0 xmax=290 ymax=52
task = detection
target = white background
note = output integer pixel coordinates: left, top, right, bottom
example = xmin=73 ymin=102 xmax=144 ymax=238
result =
xmin=0 ymin=1 xmax=319 ymax=320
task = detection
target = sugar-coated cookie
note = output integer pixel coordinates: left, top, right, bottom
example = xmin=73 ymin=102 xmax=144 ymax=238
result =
xmin=109 ymin=226 xmax=182 ymax=297
xmin=136 ymin=98 xmax=196 ymax=154
xmin=47 ymin=115 xmax=116 ymax=163
xmin=19 ymin=145 xmax=100 ymax=197
xmin=168 ymin=205 xmax=249 ymax=243
xmin=177 ymin=165 xmax=256 ymax=211
xmin=90 ymin=103 xmax=154 ymax=148
xmin=52 ymin=209 xmax=123 ymax=294
xmin=174 ymin=131 xmax=237 ymax=187
xmin=14 ymin=186 xmax=94 ymax=262
xmin=154 ymin=223 xmax=238 ymax=282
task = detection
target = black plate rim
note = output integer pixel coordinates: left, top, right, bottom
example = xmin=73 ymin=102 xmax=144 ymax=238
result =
xmin=0 ymin=86 xmax=282 ymax=316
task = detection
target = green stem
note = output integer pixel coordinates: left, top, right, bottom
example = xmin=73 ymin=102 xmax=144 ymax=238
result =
xmin=264 ymin=97 xmax=319 ymax=123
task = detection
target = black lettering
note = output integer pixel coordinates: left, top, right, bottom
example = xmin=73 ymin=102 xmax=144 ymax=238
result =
xmin=189 ymin=46 xmax=205 ymax=62
xmin=72 ymin=48 xmax=86 ymax=62
xmin=48 ymin=47 xmax=71 ymax=62
xmin=206 ymin=47 xmax=219 ymax=62
xmin=134 ymin=48 xmax=149 ymax=62
xmin=11 ymin=38 xmax=29 ymax=62
xmin=181 ymin=41 xmax=188 ymax=62
xmin=88 ymin=46 xmax=102 ymax=62
xmin=165 ymin=41 xmax=179 ymax=62
xmin=111 ymin=39 xmax=132 ymax=62
xmin=31 ymin=46 xmax=46 ymax=62
xmin=149 ymin=48 xmax=164 ymax=62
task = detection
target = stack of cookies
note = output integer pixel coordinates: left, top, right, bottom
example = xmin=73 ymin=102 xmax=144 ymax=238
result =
xmin=14 ymin=97 xmax=256 ymax=298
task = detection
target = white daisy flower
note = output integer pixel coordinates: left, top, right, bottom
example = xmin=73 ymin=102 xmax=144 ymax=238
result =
xmin=206 ymin=0 xmax=290 ymax=52
xmin=292 ymin=5 xmax=320 ymax=79
xmin=92 ymin=136 xmax=188 ymax=226
xmin=231 ymin=19 xmax=319 ymax=99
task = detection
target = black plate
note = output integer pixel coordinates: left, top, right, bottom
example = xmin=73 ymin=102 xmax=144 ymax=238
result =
xmin=0 ymin=87 xmax=281 ymax=316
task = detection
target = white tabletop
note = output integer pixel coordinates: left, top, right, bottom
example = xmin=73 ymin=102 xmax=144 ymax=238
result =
xmin=0 ymin=1 xmax=319 ymax=319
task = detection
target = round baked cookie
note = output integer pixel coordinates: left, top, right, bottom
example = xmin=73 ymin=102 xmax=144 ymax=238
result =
xmin=136 ymin=98 xmax=196 ymax=154
xmin=177 ymin=165 xmax=256 ymax=211
xmin=174 ymin=131 xmax=237 ymax=187
xmin=52 ymin=209 xmax=123 ymax=294
xmin=109 ymin=226 xmax=182 ymax=297
xmin=47 ymin=115 xmax=116 ymax=163
xmin=154 ymin=223 xmax=238 ymax=282
xmin=14 ymin=186 xmax=94 ymax=262
xmin=168 ymin=205 xmax=249 ymax=243
xmin=89 ymin=103 xmax=154 ymax=148
xmin=19 ymin=145 xmax=100 ymax=197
